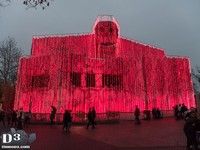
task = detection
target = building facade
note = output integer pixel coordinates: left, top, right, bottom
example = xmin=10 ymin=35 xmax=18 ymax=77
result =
xmin=14 ymin=16 xmax=195 ymax=113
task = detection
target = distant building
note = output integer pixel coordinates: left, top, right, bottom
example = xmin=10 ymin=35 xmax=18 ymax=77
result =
xmin=14 ymin=15 xmax=195 ymax=113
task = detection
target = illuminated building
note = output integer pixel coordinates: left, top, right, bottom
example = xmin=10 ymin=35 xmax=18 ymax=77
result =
xmin=14 ymin=15 xmax=195 ymax=113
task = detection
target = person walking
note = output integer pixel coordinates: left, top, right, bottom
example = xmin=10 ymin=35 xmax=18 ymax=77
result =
xmin=63 ymin=110 xmax=72 ymax=133
xmin=181 ymin=103 xmax=188 ymax=119
xmin=0 ymin=107 xmax=6 ymax=127
xmin=17 ymin=111 xmax=23 ymax=130
xmin=174 ymin=105 xmax=179 ymax=119
xmin=91 ymin=107 xmax=96 ymax=129
xmin=6 ymin=109 xmax=12 ymax=127
xmin=11 ymin=110 xmax=17 ymax=127
xmin=86 ymin=108 xmax=93 ymax=129
xmin=156 ymin=108 xmax=161 ymax=119
xmin=183 ymin=111 xmax=199 ymax=150
xmin=134 ymin=105 xmax=141 ymax=124
xmin=152 ymin=108 xmax=157 ymax=119
xmin=24 ymin=111 xmax=31 ymax=128
xmin=50 ymin=106 xmax=57 ymax=125
xmin=177 ymin=104 xmax=182 ymax=119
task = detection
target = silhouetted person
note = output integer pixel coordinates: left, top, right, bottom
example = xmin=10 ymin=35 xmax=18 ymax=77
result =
xmin=181 ymin=103 xmax=188 ymax=119
xmin=183 ymin=111 xmax=199 ymax=150
xmin=17 ymin=112 xmax=23 ymax=130
xmin=134 ymin=105 xmax=140 ymax=124
xmin=152 ymin=108 xmax=157 ymax=119
xmin=18 ymin=108 xmax=25 ymax=128
xmin=0 ymin=108 xmax=6 ymax=127
xmin=174 ymin=105 xmax=179 ymax=119
xmin=177 ymin=104 xmax=182 ymax=119
xmin=63 ymin=110 xmax=72 ymax=133
xmin=143 ymin=110 xmax=151 ymax=120
xmin=11 ymin=110 xmax=17 ymax=127
xmin=6 ymin=109 xmax=12 ymax=126
xmin=156 ymin=108 xmax=161 ymax=119
xmin=24 ymin=112 xmax=31 ymax=128
xmin=87 ymin=108 xmax=93 ymax=129
xmin=50 ymin=106 xmax=57 ymax=125
xmin=91 ymin=107 xmax=96 ymax=128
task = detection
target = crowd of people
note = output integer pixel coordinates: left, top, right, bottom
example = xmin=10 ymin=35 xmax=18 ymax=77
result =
xmin=133 ymin=106 xmax=163 ymax=124
xmin=174 ymin=103 xmax=188 ymax=120
xmin=134 ymin=105 xmax=200 ymax=149
xmin=152 ymin=108 xmax=163 ymax=119
xmin=61 ymin=107 xmax=96 ymax=133
xmin=0 ymin=107 xmax=31 ymax=130
xmin=172 ymin=103 xmax=200 ymax=150
xmin=1 ymin=104 xmax=200 ymax=149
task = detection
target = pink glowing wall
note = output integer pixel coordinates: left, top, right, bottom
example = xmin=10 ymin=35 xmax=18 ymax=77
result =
xmin=14 ymin=16 xmax=195 ymax=113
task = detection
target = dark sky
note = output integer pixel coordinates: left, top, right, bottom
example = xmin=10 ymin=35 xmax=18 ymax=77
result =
xmin=0 ymin=0 xmax=200 ymax=67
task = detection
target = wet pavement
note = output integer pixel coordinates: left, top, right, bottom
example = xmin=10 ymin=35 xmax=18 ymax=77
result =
xmin=0 ymin=118 xmax=188 ymax=150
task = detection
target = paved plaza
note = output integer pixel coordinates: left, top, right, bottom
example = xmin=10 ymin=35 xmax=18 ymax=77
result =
xmin=1 ymin=118 xmax=188 ymax=150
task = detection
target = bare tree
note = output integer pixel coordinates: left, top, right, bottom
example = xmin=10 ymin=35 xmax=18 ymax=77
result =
xmin=0 ymin=0 xmax=52 ymax=9
xmin=0 ymin=37 xmax=22 ymax=85
xmin=192 ymin=67 xmax=200 ymax=112
xmin=23 ymin=0 xmax=52 ymax=9
xmin=192 ymin=67 xmax=200 ymax=93
xmin=23 ymin=0 xmax=51 ymax=9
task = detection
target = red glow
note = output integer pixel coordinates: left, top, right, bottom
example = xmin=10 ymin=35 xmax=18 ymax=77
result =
xmin=14 ymin=16 xmax=195 ymax=113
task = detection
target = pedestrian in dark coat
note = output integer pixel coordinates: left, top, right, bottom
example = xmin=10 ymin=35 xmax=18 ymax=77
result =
xmin=6 ymin=109 xmax=12 ymax=126
xmin=86 ymin=108 xmax=93 ymax=129
xmin=183 ymin=112 xmax=198 ymax=150
xmin=0 ymin=108 xmax=6 ymax=127
xmin=91 ymin=107 xmax=96 ymax=128
xmin=134 ymin=105 xmax=141 ymax=124
xmin=63 ymin=110 xmax=72 ymax=133
xmin=181 ymin=103 xmax=188 ymax=118
xmin=50 ymin=106 xmax=57 ymax=125
xmin=156 ymin=108 xmax=161 ymax=119
xmin=174 ymin=105 xmax=179 ymax=119
xmin=24 ymin=112 xmax=31 ymax=128
xmin=11 ymin=110 xmax=17 ymax=127
xmin=17 ymin=112 xmax=23 ymax=130
xmin=152 ymin=108 xmax=157 ymax=119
